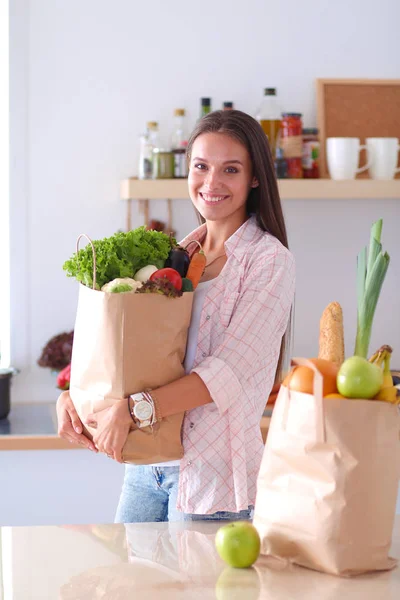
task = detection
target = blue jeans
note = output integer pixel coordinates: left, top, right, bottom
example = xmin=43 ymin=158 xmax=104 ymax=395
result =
xmin=115 ymin=465 xmax=253 ymax=523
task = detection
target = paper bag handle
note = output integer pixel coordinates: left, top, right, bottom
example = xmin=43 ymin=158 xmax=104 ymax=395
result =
xmin=282 ymin=357 xmax=326 ymax=444
xmin=76 ymin=234 xmax=97 ymax=290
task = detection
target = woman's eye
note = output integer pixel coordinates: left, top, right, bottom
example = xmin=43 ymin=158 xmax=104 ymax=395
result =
xmin=194 ymin=163 xmax=207 ymax=170
xmin=226 ymin=166 xmax=238 ymax=173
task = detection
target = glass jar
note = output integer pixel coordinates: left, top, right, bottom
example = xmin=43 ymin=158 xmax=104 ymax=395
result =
xmin=281 ymin=113 xmax=303 ymax=178
xmin=302 ymin=128 xmax=320 ymax=178
xmin=274 ymin=147 xmax=288 ymax=179
xmin=152 ymin=149 xmax=174 ymax=179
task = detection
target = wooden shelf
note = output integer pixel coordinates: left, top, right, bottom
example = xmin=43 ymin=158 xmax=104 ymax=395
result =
xmin=121 ymin=178 xmax=400 ymax=201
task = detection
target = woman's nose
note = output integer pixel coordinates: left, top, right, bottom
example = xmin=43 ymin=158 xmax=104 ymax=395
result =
xmin=203 ymin=168 xmax=221 ymax=190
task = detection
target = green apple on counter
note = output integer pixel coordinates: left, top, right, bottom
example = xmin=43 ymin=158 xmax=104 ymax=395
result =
xmin=215 ymin=522 xmax=261 ymax=568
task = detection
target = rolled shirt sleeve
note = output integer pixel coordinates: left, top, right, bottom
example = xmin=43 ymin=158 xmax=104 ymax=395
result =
xmin=193 ymin=248 xmax=295 ymax=416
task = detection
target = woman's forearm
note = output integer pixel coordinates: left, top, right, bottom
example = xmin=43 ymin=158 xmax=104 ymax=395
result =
xmin=152 ymin=373 xmax=213 ymax=419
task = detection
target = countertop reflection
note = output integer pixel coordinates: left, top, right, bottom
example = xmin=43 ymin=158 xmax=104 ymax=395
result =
xmin=0 ymin=517 xmax=399 ymax=599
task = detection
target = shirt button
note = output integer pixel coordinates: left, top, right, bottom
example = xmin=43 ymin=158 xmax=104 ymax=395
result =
xmin=188 ymin=461 xmax=192 ymax=465
xmin=202 ymin=352 xmax=206 ymax=358
xmin=206 ymin=315 xmax=211 ymax=320
xmin=189 ymin=422 xmax=194 ymax=429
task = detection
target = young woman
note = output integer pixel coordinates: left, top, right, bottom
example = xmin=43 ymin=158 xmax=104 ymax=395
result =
xmin=57 ymin=110 xmax=295 ymax=523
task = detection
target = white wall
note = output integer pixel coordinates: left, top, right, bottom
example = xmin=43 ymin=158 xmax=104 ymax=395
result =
xmin=9 ymin=0 xmax=400 ymax=399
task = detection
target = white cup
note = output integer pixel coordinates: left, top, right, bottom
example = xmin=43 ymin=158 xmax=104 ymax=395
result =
xmin=366 ymin=137 xmax=400 ymax=180
xmin=326 ymin=137 xmax=371 ymax=180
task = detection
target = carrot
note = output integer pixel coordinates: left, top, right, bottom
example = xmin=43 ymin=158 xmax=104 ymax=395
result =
xmin=185 ymin=241 xmax=207 ymax=289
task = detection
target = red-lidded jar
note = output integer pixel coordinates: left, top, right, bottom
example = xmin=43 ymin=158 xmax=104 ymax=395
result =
xmin=281 ymin=113 xmax=303 ymax=178
xmin=302 ymin=128 xmax=320 ymax=178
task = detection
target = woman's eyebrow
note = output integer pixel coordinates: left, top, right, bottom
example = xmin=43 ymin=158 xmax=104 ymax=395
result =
xmin=192 ymin=157 xmax=243 ymax=165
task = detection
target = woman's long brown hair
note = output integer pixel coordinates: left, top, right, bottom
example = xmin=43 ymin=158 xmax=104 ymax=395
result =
xmin=186 ymin=109 xmax=293 ymax=383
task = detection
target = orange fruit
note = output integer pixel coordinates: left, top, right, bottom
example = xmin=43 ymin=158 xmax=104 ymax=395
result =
xmin=282 ymin=358 xmax=339 ymax=397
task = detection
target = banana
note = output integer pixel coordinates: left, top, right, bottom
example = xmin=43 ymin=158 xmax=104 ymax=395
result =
xmin=374 ymin=386 xmax=399 ymax=404
xmin=371 ymin=345 xmax=399 ymax=404
xmin=382 ymin=346 xmax=394 ymax=389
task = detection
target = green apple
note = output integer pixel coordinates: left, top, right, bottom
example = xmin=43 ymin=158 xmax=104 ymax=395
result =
xmin=337 ymin=356 xmax=383 ymax=399
xmin=215 ymin=521 xmax=261 ymax=569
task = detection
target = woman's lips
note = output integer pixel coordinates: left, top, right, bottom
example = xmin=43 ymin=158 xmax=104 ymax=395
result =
xmin=200 ymin=192 xmax=229 ymax=205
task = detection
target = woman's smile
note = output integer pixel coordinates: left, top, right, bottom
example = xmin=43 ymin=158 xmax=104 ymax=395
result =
xmin=199 ymin=192 xmax=230 ymax=205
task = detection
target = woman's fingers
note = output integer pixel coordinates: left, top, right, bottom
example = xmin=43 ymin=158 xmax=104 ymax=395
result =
xmin=56 ymin=391 xmax=98 ymax=452
xmin=64 ymin=428 xmax=97 ymax=451
xmin=85 ymin=413 xmax=98 ymax=428
xmin=114 ymin=446 xmax=123 ymax=463
xmin=94 ymin=435 xmax=124 ymax=462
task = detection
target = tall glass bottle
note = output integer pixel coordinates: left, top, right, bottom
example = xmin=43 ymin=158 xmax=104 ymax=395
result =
xmin=200 ymin=98 xmax=212 ymax=120
xmin=255 ymin=88 xmax=281 ymax=156
xmin=171 ymin=109 xmax=188 ymax=178
xmin=138 ymin=121 xmax=159 ymax=180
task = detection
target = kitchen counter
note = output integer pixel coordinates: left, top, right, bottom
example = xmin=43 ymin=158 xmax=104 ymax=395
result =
xmin=0 ymin=403 xmax=80 ymax=450
xmin=0 ymin=403 xmax=272 ymax=450
xmin=1 ymin=517 xmax=399 ymax=599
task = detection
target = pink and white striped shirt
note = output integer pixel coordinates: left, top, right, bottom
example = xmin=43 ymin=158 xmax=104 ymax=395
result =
xmin=176 ymin=215 xmax=295 ymax=514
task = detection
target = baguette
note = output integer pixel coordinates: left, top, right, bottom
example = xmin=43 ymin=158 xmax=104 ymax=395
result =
xmin=318 ymin=302 xmax=345 ymax=367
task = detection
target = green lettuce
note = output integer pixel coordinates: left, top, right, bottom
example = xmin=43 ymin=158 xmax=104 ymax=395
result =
xmin=63 ymin=227 xmax=175 ymax=289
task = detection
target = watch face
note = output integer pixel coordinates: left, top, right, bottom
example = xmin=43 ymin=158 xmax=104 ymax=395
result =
xmin=134 ymin=400 xmax=153 ymax=421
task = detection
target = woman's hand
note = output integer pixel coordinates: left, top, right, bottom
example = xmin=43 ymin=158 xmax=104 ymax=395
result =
xmin=56 ymin=391 xmax=97 ymax=452
xmin=85 ymin=398 xmax=134 ymax=463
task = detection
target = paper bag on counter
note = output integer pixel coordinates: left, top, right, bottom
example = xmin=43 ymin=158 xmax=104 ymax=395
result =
xmin=253 ymin=357 xmax=400 ymax=577
xmin=69 ymin=236 xmax=193 ymax=464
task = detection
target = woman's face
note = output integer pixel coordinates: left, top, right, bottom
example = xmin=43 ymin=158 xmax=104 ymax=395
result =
xmin=188 ymin=132 xmax=257 ymax=224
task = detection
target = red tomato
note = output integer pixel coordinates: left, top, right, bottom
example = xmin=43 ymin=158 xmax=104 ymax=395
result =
xmin=57 ymin=364 xmax=71 ymax=390
xmin=149 ymin=268 xmax=183 ymax=291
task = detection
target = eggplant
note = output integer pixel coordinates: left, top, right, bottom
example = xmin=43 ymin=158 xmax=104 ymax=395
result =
xmin=165 ymin=247 xmax=190 ymax=277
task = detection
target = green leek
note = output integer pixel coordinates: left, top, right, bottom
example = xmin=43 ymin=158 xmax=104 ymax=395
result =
xmin=354 ymin=219 xmax=390 ymax=358
xmin=356 ymin=246 xmax=367 ymax=315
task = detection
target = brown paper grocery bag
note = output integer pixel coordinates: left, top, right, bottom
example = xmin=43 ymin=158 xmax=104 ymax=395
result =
xmin=69 ymin=235 xmax=193 ymax=464
xmin=253 ymin=357 xmax=400 ymax=576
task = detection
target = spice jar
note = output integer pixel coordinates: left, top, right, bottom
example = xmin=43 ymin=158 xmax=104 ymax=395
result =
xmin=152 ymin=149 xmax=174 ymax=179
xmin=281 ymin=113 xmax=303 ymax=178
xmin=302 ymin=128 xmax=320 ymax=178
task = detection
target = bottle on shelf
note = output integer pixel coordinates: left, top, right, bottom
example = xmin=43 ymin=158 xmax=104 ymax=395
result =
xmin=255 ymin=88 xmax=282 ymax=156
xmin=171 ymin=108 xmax=188 ymax=179
xmin=200 ymin=97 xmax=212 ymax=120
xmin=223 ymin=101 xmax=234 ymax=111
xmin=274 ymin=147 xmax=288 ymax=179
xmin=138 ymin=121 xmax=159 ymax=180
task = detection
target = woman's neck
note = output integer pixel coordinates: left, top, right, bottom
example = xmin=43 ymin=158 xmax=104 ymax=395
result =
xmin=202 ymin=212 xmax=248 ymax=254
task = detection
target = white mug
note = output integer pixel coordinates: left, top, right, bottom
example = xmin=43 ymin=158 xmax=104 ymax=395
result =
xmin=326 ymin=138 xmax=371 ymax=180
xmin=366 ymin=137 xmax=400 ymax=180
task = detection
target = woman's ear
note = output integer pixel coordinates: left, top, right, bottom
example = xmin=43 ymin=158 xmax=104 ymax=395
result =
xmin=251 ymin=177 xmax=259 ymax=188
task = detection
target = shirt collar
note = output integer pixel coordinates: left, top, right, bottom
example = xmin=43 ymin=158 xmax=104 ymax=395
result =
xmin=179 ymin=215 xmax=263 ymax=262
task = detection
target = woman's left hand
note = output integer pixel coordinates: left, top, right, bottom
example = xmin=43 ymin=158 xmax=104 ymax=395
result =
xmin=85 ymin=399 xmax=134 ymax=463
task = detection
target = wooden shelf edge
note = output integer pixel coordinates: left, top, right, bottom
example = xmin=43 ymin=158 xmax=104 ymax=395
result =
xmin=0 ymin=435 xmax=81 ymax=451
xmin=121 ymin=178 xmax=400 ymax=201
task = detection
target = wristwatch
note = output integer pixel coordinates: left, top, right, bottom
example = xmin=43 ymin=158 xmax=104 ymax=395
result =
xmin=130 ymin=392 xmax=154 ymax=428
